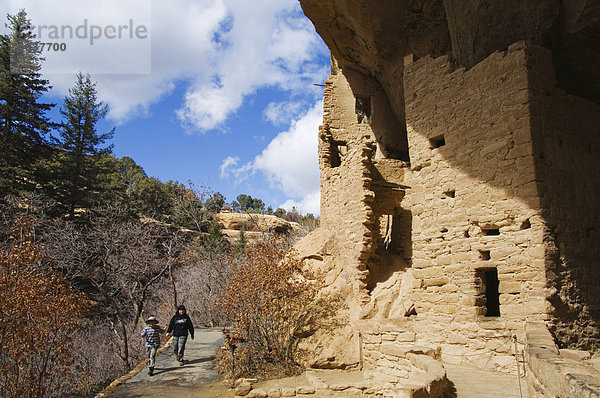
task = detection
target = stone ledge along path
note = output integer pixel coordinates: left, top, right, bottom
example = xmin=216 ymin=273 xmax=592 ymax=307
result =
xmin=102 ymin=327 xmax=529 ymax=398
xmin=105 ymin=328 xmax=226 ymax=398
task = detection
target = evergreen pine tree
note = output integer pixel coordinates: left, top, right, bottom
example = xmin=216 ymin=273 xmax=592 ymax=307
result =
xmin=202 ymin=218 xmax=229 ymax=258
xmin=49 ymin=72 xmax=114 ymax=218
xmin=113 ymin=156 xmax=148 ymax=215
xmin=204 ymin=192 xmax=226 ymax=214
xmin=0 ymin=10 xmax=54 ymax=193
xmin=235 ymin=226 xmax=247 ymax=255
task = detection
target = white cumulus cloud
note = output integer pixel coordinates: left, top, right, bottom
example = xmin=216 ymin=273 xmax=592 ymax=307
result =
xmin=219 ymin=155 xmax=254 ymax=183
xmin=175 ymin=0 xmax=327 ymax=131
xmin=279 ymin=192 xmax=320 ymax=216
xmin=263 ymin=100 xmax=306 ymax=126
xmin=222 ymin=100 xmax=323 ymax=215
xmin=253 ymin=100 xmax=322 ymax=198
xmin=2 ymin=0 xmax=328 ymax=128
xmin=219 ymin=156 xmax=239 ymax=178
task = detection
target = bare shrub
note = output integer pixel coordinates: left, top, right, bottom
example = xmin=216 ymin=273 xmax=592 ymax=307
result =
xmin=297 ymin=214 xmax=320 ymax=235
xmin=0 ymin=198 xmax=190 ymax=395
xmin=174 ymin=228 xmax=235 ymax=326
xmin=0 ymin=220 xmax=88 ymax=397
xmin=41 ymin=207 xmax=189 ymax=373
xmin=64 ymin=324 xmax=123 ymax=397
xmin=215 ymin=237 xmax=329 ymax=379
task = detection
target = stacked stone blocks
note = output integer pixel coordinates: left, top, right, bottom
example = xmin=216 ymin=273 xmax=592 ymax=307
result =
xmin=294 ymin=40 xmax=600 ymax=390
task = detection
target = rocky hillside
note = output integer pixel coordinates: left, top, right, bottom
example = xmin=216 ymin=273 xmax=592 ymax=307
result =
xmin=217 ymin=211 xmax=302 ymax=240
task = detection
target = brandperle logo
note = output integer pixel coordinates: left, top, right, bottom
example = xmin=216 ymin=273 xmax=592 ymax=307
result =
xmin=8 ymin=0 xmax=151 ymax=75
xmin=36 ymin=19 xmax=148 ymax=46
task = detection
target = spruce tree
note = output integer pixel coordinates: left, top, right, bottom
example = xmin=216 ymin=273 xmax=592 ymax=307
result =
xmin=204 ymin=191 xmax=226 ymax=214
xmin=0 ymin=10 xmax=54 ymax=193
xmin=202 ymin=218 xmax=230 ymax=258
xmin=235 ymin=226 xmax=247 ymax=255
xmin=114 ymin=156 xmax=148 ymax=214
xmin=50 ymin=72 xmax=114 ymax=218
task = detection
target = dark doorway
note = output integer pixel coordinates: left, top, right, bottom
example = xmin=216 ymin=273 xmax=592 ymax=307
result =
xmin=477 ymin=268 xmax=500 ymax=317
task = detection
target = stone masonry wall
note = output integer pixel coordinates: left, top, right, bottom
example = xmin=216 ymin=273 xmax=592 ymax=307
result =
xmin=319 ymin=69 xmax=377 ymax=304
xmin=294 ymin=68 xmax=384 ymax=369
xmin=318 ymin=66 xmax=410 ymax=301
xmin=526 ymin=321 xmax=600 ymax=397
xmin=526 ymin=46 xmax=600 ymax=351
xmin=296 ymin=42 xmax=600 ymax=379
xmin=295 ymin=62 xmax=413 ymax=369
xmin=392 ymin=44 xmax=547 ymax=372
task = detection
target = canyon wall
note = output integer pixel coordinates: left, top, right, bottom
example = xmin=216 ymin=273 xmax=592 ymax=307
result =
xmin=295 ymin=0 xmax=600 ymax=376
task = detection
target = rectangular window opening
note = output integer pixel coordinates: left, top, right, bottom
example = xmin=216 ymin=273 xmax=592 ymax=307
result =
xmin=330 ymin=147 xmax=341 ymax=168
xmin=482 ymin=228 xmax=500 ymax=236
xmin=479 ymin=250 xmax=491 ymax=260
xmin=328 ymin=141 xmax=346 ymax=168
xmin=429 ymin=135 xmax=445 ymax=149
xmin=355 ymin=97 xmax=371 ymax=124
xmin=443 ymin=189 xmax=456 ymax=198
xmin=477 ymin=268 xmax=500 ymax=317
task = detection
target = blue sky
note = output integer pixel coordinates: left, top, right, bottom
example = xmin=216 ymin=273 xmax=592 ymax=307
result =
xmin=2 ymin=0 xmax=330 ymax=214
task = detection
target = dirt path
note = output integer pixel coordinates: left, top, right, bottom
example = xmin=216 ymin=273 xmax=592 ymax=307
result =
xmin=105 ymin=328 xmax=230 ymax=398
xmin=102 ymin=329 xmax=529 ymax=398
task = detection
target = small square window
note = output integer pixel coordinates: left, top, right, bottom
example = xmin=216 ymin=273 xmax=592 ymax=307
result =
xmin=429 ymin=135 xmax=445 ymax=149
xmin=479 ymin=250 xmax=491 ymax=260
xmin=443 ymin=189 xmax=455 ymax=198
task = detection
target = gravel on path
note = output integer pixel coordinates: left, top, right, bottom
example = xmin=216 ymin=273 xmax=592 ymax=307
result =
xmin=104 ymin=328 xmax=226 ymax=398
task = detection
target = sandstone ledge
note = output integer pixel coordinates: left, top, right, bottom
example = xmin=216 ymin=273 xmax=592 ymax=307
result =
xmin=217 ymin=212 xmax=300 ymax=234
xmin=235 ymin=356 xmax=449 ymax=397
xmin=526 ymin=322 xmax=600 ymax=398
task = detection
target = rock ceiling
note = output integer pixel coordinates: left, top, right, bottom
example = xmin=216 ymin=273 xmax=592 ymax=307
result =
xmin=300 ymin=0 xmax=600 ymax=102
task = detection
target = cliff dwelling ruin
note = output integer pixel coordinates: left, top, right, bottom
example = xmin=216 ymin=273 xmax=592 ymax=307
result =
xmin=293 ymin=0 xmax=600 ymax=396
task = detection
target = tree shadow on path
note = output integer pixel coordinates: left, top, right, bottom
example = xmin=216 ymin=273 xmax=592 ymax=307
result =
xmin=185 ymin=356 xmax=215 ymax=365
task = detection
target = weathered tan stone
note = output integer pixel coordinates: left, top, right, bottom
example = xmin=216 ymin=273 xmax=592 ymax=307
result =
xmin=447 ymin=333 xmax=468 ymax=345
xmin=217 ymin=212 xmax=300 ymax=234
xmin=280 ymin=387 xmax=296 ymax=397
xmin=267 ymin=389 xmax=282 ymax=398
xmin=235 ymin=382 xmax=252 ymax=396
xmin=247 ymin=389 xmax=267 ymax=398
xmin=295 ymin=385 xmax=315 ymax=394
xmin=560 ymin=349 xmax=591 ymax=361
xmin=440 ymin=345 xmax=465 ymax=365
xmin=361 ymin=333 xmax=381 ymax=345
xmin=498 ymin=281 xmax=522 ymax=294
xmin=381 ymin=333 xmax=396 ymax=342
xmin=292 ymin=3 xmax=600 ymax=394
xmin=396 ymin=332 xmax=416 ymax=342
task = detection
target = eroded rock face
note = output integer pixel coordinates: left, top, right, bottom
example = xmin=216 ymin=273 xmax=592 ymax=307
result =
xmin=296 ymin=0 xmax=600 ymax=376
xmin=300 ymin=0 xmax=600 ymax=102
xmin=217 ymin=212 xmax=300 ymax=234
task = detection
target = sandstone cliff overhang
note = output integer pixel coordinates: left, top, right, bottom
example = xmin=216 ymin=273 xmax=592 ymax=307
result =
xmin=295 ymin=0 xmax=600 ymax=382
xmin=300 ymin=0 xmax=600 ymax=104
